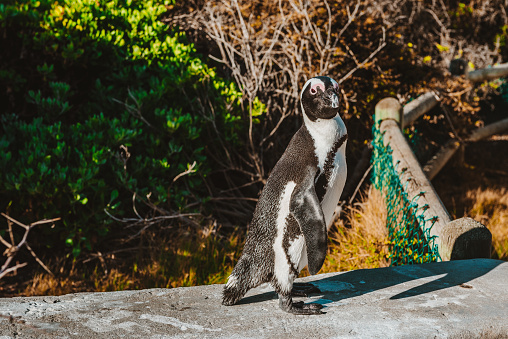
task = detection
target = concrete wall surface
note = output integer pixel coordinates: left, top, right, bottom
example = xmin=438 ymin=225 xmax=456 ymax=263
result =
xmin=0 ymin=259 xmax=507 ymax=338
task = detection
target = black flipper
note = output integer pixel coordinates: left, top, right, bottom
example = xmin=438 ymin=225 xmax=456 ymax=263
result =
xmin=290 ymin=181 xmax=327 ymax=275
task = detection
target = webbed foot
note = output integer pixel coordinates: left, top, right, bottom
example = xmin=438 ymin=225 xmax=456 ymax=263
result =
xmin=278 ymin=295 xmax=323 ymax=315
xmin=291 ymin=282 xmax=321 ymax=297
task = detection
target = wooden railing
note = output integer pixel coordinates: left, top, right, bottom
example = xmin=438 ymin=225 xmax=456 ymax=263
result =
xmin=371 ymin=62 xmax=508 ymax=261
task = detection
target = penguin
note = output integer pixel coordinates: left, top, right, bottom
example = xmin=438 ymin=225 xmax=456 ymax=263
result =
xmin=222 ymin=76 xmax=347 ymax=315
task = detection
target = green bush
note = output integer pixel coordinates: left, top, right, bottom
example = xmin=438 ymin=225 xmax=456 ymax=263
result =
xmin=0 ymin=0 xmax=259 ymax=256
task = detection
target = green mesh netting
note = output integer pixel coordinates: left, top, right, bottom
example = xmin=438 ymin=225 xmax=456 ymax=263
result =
xmin=371 ymin=121 xmax=441 ymax=266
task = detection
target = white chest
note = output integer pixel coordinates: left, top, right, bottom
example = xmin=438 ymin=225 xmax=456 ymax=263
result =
xmin=303 ymin=114 xmax=347 ymax=171
xmin=321 ymin=143 xmax=347 ymax=227
xmin=303 ymin=113 xmax=348 ymax=228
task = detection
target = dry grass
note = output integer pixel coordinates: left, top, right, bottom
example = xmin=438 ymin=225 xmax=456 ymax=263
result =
xmin=25 ymin=273 xmax=78 ymax=296
xmin=21 ymin=229 xmax=243 ymax=296
xmin=320 ymin=187 xmax=390 ymax=274
xmin=465 ymin=187 xmax=508 ymax=261
xmin=21 ymin=186 xmax=508 ymax=296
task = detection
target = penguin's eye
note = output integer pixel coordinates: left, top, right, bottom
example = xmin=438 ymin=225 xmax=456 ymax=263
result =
xmin=309 ymin=83 xmax=324 ymax=95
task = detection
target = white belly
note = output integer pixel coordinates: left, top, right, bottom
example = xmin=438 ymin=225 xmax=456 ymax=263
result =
xmin=321 ymin=143 xmax=347 ymax=229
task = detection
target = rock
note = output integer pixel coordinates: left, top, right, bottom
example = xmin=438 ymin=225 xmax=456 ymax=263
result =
xmin=1 ymin=259 xmax=507 ymax=338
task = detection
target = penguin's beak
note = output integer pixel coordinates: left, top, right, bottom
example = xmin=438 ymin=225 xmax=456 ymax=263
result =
xmin=329 ymin=92 xmax=339 ymax=109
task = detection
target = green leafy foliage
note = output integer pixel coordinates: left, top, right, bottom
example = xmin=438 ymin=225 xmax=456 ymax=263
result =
xmin=0 ymin=0 xmax=255 ymax=256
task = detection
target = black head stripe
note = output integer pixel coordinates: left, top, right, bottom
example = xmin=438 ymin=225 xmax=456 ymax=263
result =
xmin=315 ymin=76 xmax=333 ymax=88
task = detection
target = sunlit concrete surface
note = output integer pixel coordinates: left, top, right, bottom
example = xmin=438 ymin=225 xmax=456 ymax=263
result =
xmin=0 ymin=259 xmax=507 ymax=338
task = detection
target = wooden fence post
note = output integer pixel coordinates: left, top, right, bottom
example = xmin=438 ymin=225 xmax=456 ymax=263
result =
xmin=467 ymin=62 xmax=508 ymax=82
xmin=423 ymin=117 xmax=508 ymax=180
xmin=403 ymin=91 xmax=439 ymax=127
xmin=375 ymin=98 xmax=492 ymax=261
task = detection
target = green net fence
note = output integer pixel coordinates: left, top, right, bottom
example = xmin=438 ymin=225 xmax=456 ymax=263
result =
xmin=371 ymin=121 xmax=441 ymax=266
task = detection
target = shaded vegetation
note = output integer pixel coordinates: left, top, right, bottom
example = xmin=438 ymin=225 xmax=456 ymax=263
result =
xmin=0 ymin=0 xmax=254 ymax=257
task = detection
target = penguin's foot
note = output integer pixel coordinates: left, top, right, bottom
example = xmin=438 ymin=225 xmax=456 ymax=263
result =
xmin=291 ymin=282 xmax=321 ymax=297
xmin=278 ymin=295 xmax=323 ymax=315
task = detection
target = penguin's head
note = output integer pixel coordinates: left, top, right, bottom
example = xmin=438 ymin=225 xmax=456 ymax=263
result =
xmin=300 ymin=76 xmax=340 ymax=121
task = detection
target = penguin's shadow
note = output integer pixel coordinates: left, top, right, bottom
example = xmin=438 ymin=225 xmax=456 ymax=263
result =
xmin=237 ymin=291 xmax=278 ymax=305
xmin=237 ymin=259 xmax=502 ymax=307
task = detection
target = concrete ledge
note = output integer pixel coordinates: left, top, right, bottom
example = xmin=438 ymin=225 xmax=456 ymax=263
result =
xmin=1 ymin=259 xmax=507 ymax=338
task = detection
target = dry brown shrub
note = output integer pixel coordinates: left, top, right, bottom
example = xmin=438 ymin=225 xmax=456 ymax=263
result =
xmin=369 ymin=0 xmax=507 ymax=69
xmin=168 ymin=0 xmax=508 ymax=225
xmin=194 ymin=0 xmax=388 ymax=177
